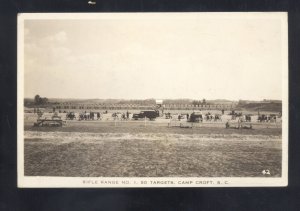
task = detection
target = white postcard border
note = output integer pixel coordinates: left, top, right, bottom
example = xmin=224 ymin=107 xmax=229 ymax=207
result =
xmin=17 ymin=12 xmax=288 ymax=188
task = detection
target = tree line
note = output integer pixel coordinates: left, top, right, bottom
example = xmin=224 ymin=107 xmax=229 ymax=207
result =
xmin=192 ymin=99 xmax=207 ymax=106
xmin=34 ymin=95 xmax=48 ymax=105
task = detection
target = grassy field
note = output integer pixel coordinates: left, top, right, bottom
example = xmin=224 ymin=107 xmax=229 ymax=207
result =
xmin=24 ymin=120 xmax=282 ymax=177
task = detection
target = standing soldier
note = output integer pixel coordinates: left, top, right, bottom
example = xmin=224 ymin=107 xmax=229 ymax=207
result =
xmin=237 ymin=117 xmax=242 ymax=129
xmin=225 ymin=120 xmax=230 ymax=129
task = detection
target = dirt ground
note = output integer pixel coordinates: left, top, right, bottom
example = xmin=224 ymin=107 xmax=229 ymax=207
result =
xmin=24 ymin=119 xmax=282 ymax=177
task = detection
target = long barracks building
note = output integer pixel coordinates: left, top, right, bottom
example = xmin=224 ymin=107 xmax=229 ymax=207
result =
xmin=54 ymin=102 xmax=238 ymax=111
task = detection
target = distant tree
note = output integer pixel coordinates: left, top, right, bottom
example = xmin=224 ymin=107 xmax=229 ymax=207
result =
xmin=34 ymin=95 xmax=41 ymax=105
xmin=41 ymin=97 xmax=48 ymax=104
xmin=202 ymin=98 xmax=206 ymax=105
xmin=192 ymin=100 xmax=201 ymax=106
xmin=34 ymin=94 xmax=48 ymax=105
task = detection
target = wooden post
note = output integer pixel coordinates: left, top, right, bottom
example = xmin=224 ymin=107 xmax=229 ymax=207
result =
xmin=274 ymin=120 xmax=278 ymax=128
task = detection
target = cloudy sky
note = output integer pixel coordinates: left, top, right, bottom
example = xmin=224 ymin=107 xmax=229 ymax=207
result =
xmin=22 ymin=13 xmax=287 ymax=100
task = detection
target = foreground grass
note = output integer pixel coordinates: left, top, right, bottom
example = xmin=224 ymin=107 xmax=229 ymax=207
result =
xmin=24 ymin=132 xmax=281 ymax=177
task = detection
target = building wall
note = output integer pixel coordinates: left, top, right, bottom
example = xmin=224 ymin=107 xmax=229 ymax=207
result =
xmin=54 ymin=103 xmax=237 ymax=111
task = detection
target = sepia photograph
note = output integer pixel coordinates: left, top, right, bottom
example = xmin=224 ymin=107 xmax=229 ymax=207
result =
xmin=17 ymin=12 xmax=288 ymax=187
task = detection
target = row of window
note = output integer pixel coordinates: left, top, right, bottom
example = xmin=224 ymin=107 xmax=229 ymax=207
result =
xmin=55 ymin=105 xmax=235 ymax=109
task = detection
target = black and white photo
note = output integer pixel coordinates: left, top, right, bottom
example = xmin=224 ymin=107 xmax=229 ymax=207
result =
xmin=18 ymin=13 xmax=288 ymax=187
